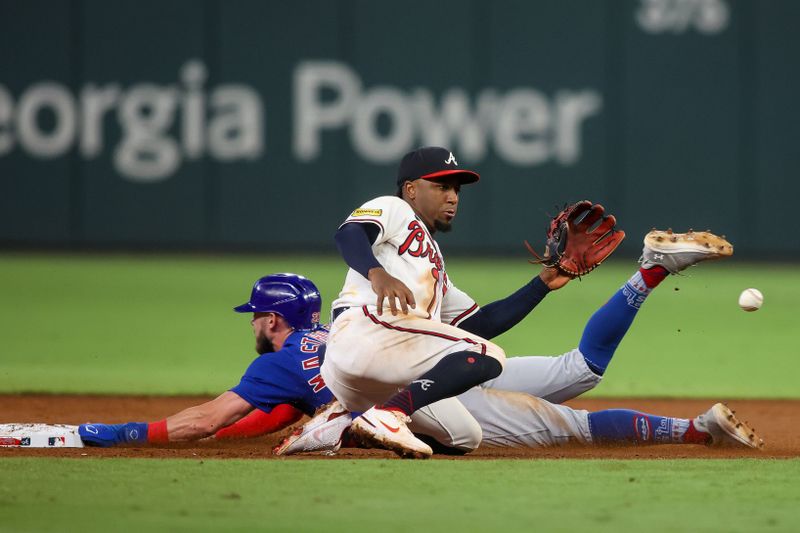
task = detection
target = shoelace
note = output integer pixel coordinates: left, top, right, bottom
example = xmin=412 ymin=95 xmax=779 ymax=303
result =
xmin=389 ymin=411 xmax=412 ymax=424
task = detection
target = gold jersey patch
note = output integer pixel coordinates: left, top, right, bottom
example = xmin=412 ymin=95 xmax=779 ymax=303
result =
xmin=350 ymin=208 xmax=382 ymax=217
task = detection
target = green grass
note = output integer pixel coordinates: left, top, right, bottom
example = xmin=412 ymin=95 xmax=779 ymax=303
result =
xmin=1 ymin=253 xmax=797 ymax=397
xmin=1 ymin=457 xmax=799 ymax=533
xmin=1 ymin=256 xmax=798 ymax=533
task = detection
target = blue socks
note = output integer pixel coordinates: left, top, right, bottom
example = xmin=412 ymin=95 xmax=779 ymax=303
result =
xmin=78 ymin=422 xmax=149 ymax=447
xmin=588 ymin=410 xmax=693 ymax=445
xmin=578 ymin=271 xmax=655 ymax=375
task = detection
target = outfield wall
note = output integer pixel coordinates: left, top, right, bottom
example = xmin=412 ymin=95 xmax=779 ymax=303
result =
xmin=1 ymin=0 xmax=798 ymax=256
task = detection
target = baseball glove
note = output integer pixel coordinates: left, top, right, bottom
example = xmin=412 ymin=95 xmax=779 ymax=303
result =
xmin=525 ymin=200 xmax=625 ymax=277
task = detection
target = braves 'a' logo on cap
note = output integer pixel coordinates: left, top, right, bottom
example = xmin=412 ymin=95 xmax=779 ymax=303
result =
xmin=444 ymin=152 xmax=458 ymax=165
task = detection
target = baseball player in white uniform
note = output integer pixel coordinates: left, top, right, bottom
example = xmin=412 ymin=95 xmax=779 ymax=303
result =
xmin=320 ymin=146 xmax=520 ymax=457
xmin=276 ymin=146 xmax=763 ymax=457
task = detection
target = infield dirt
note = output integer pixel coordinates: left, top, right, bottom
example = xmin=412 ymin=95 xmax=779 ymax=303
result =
xmin=1 ymin=395 xmax=797 ymax=460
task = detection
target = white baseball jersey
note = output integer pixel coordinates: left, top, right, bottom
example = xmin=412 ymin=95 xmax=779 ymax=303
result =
xmin=331 ymin=195 xmax=479 ymax=326
xmin=322 ymin=195 xmax=505 ymax=423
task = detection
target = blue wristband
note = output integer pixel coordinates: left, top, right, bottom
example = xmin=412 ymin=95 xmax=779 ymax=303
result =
xmin=79 ymin=422 xmax=149 ymax=447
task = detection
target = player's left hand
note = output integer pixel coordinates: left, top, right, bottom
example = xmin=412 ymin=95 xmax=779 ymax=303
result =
xmin=526 ymin=200 xmax=625 ymax=278
xmin=538 ymin=266 xmax=572 ymax=290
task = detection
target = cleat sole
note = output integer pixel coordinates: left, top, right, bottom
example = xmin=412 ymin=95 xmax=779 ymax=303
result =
xmin=644 ymin=230 xmax=733 ymax=257
xmin=710 ymin=403 xmax=765 ymax=450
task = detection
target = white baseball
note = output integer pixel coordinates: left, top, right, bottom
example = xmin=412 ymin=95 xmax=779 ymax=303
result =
xmin=738 ymin=288 xmax=763 ymax=312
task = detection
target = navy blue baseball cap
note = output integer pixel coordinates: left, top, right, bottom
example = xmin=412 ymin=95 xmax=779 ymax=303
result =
xmin=396 ymin=146 xmax=480 ymax=186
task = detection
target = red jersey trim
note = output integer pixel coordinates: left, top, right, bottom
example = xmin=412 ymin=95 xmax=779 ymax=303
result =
xmin=361 ymin=306 xmax=487 ymax=355
xmin=449 ymin=303 xmax=479 ymax=326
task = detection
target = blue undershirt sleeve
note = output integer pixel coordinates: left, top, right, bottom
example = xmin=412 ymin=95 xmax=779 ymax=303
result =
xmin=334 ymin=222 xmax=382 ymax=279
xmin=458 ymin=276 xmax=551 ymax=340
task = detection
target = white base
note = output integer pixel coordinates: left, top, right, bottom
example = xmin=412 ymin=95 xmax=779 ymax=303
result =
xmin=0 ymin=423 xmax=85 ymax=448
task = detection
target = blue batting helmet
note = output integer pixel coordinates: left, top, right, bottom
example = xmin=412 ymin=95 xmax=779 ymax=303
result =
xmin=234 ymin=273 xmax=322 ymax=331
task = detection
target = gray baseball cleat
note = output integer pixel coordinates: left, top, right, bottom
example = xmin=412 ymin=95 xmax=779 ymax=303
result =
xmin=639 ymin=229 xmax=733 ymax=273
xmin=694 ymin=403 xmax=764 ymax=449
xmin=273 ymin=400 xmax=352 ymax=456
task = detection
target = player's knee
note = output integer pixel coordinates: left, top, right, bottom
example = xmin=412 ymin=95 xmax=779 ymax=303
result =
xmin=572 ymin=348 xmax=605 ymax=384
xmin=410 ymin=405 xmax=483 ymax=453
xmin=442 ymin=416 xmax=483 ymax=452
xmin=484 ymin=341 xmax=506 ymax=368
xmin=458 ymin=431 xmax=483 ymax=452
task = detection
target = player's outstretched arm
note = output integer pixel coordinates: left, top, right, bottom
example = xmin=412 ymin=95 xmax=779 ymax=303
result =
xmin=458 ymin=266 xmax=568 ymax=340
xmin=214 ymin=403 xmax=303 ymax=440
xmin=165 ymin=391 xmax=254 ymax=441
xmin=79 ymin=391 xmax=255 ymax=447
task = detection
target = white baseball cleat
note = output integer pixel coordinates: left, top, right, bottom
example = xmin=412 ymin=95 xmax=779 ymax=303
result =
xmin=350 ymin=407 xmax=433 ymax=459
xmin=694 ymin=403 xmax=764 ymax=449
xmin=273 ymin=400 xmax=352 ymax=456
xmin=639 ymin=229 xmax=733 ymax=273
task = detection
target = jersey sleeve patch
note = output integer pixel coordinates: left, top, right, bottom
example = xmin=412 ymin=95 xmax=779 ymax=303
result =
xmin=340 ymin=196 xmax=411 ymax=245
xmin=351 ymin=208 xmax=383 ymax=217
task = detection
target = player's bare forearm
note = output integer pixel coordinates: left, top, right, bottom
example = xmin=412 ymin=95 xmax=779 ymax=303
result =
xmin=165 ymin=391 xmax=253 ymax=441
xmin=538 ymin=266 xmax=572 ymax=291
xmin=368 ymin=267 xmax=416 ymax=315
